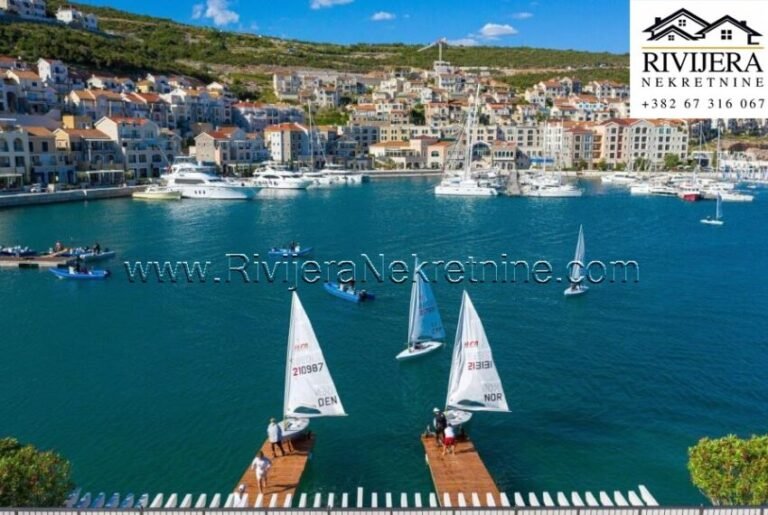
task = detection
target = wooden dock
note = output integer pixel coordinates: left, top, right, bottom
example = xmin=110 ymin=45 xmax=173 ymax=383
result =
xmin=233 ymin=434 xmax=315 ymax=508
xmin=421 ymin=434 xmax=501 ymax=507
xmin=0 ymin=255 xmax=70 ymax=269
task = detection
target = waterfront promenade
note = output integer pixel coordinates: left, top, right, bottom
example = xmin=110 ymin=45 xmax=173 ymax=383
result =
xmin=0 ymin=186 xmax=143 ymax=209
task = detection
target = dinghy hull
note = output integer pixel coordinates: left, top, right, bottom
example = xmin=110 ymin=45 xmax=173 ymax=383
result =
xmin=323 ymin=282 xmax=375 ymax=303
xmin=395 ymin=341 xmax=443 ymax=361
xmin=564 ymin=284 xmax=589 ymax=297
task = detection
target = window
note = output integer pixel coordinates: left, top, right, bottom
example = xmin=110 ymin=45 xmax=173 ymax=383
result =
xmin=13 ymin=138 xmax=23 ymax=152
xmin=678 ymin=19 xmax=687 ymax=27
xmin=668 ymin=34 xmax=675 ymax=41
xmin=721 ymin=29 xmax=733 ymax=40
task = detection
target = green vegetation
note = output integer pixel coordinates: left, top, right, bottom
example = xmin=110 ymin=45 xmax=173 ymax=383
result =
xmin=311 ymin=108 xmax=349 ymax=126
xmin=500 ymin=67 xmax=629 ymax=91
xmin=689 ymin=435 xmax=768 ymax=506
xmin=664 ymin=153 xmax=682 ymax=170
xmin=1 ymin=1 xmax=627 ymax=94
xmin=0 ymin=437 xmax=73 ymax=507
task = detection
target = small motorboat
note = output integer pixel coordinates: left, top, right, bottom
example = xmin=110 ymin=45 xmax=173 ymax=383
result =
xmin=268 ymin=243 xmax=313 ymax=258
xmin=62 ymin=247 xmax=116 ymax=262
xmin=50 ymin=267 xmax=110 ymax=280
xmin=323 ymin=281 xmax=374 ymax=303
xmin=132 ymin=185 xmax=182 ymax=200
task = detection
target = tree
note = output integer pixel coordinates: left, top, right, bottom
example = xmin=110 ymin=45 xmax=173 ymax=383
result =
xmin=664 ymin=153 xmax=681 ymax=170
xmin=689 ymin=435 xmax=768 ymax=506
xmin=0 ymin=438 xmax=73 ymax=507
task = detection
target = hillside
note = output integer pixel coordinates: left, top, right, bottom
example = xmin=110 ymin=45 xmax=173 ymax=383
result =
xmin=0 ymin=0 xmax=629 ymax=99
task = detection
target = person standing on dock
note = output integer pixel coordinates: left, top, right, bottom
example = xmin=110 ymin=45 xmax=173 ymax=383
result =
xmin=433 ymin=408 xmax=447 ymax=447
xmin=442 ymin=424 xmax=456 ymax=456
xmin=267 ymin=417 xmax=288 ymax=457
xmin=252 ymin=451 xmax=272 ymax=494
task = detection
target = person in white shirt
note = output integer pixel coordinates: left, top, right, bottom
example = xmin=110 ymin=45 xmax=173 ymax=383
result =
xmin=267 ymin=417 xmax=289 ymax=456
xmin=252 ymin=451 xmax=272 ymax=493
xmin=442 ymin=424 xmax=456 ymax=456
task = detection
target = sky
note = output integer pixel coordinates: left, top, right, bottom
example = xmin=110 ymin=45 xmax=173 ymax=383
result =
xmin=78 ymin=0 xmax=630 ymax=53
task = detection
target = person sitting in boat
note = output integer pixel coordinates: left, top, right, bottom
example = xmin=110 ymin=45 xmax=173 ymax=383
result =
xmin=54 ymin=241 xmax=63 ymax=252
xmin=93 ymin=242 xmax=101 ymax=254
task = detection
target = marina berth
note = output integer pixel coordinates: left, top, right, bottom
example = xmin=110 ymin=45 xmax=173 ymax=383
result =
xmin=163 ymin=157 xmax=258 ymax=200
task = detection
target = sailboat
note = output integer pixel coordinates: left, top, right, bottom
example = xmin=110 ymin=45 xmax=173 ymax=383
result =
xmin=443 ymin=291 xmax=509 ymax=427
xmin=434 ymin=84 xmax=499 ymax=197
xmin=700 ymin=193 xmax=724 ymax=226
xmin=395 ymin=268 xmax=445 ymax=360
xmin=564 ymin=225 xmax=589 ymax=297
xmin=280 ymin=291 xmax=347 ymax=440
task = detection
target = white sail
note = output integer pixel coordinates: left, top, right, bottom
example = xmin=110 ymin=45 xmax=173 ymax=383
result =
xmin=284 ymin=292 xmax=346 ymax=418
xmin=408 ymin=274 xmax=445 ymax=344
xmin=445 ymin=291 xmax=509 ymax=412
xmin=569 ymin=225 xmax=586 ymax=284
xmin=716 ymin=193 xmax=723 ymax=220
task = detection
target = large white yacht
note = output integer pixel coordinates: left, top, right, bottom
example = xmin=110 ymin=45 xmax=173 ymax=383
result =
xmin=254 ymin=163 xmax=311 ymax=190
xmin=163 ymin=157 xmax=258 ymax=200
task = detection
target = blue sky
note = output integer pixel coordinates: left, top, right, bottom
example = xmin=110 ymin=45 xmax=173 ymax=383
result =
xmin=78 ymin=0 xmax=629 ymax=53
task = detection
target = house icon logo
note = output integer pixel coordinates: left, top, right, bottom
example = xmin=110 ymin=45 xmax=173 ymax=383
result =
xmin=644 ymin=8 xmax=762 ymax=45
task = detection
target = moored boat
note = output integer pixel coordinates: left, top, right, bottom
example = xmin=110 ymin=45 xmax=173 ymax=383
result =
xmin=132 ymin=185 xmax=182 ymax=200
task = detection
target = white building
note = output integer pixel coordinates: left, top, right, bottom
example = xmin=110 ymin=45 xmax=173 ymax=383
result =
xmin=0 ymin=0 xmax=47 ymax=20
xmin=55 ymin=6 xmax=98 ymax=30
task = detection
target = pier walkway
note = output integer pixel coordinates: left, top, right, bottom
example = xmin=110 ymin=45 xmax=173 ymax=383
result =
xmin=232 ymin=434 xmax=315 ymax=508
xmin=421 ymin=434 xmax=500 ymax=507
xmin=0 ymin=254 xmax=70 ymax=269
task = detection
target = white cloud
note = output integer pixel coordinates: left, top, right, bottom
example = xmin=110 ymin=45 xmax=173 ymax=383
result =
xmin=479 ymin=23 xmax=518 ymax=39
xmin=310 ymin=0 xmax=354 ymax=9
xmin=371 ymin=11 xmax=395 ymax=21
xmin=192 ymin=0 xmax=240 ymax=26
xmin=511 ymin=12 xmax=533 ymax=19
xmin=447 ymin=37 xmax=480 ymax=47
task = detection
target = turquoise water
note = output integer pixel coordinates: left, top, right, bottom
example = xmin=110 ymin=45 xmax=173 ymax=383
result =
xmin=1 ymin=179 xmax=766 ymax=504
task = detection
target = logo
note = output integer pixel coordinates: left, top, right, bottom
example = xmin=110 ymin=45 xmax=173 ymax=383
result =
xmin=631 ymin=1 xmax=768 ymax=119
xmin=644 ymin=9 xmax=761 ymax=45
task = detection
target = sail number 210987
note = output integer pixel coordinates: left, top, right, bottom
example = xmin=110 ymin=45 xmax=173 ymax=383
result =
xmin=293 ymin=362 xmax=324 ymax=376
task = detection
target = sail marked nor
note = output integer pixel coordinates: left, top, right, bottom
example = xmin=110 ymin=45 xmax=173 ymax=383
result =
xmin=445 ymin=291 xmax=509 ymax=412
xmin=284 ymin=292 xmax=346 ymax=418
xmin=408 ymin=274 xmax=446 ymax=344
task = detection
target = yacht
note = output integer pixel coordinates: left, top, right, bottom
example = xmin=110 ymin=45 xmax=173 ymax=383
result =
xmin=163 ymin=157 xmax=257 ymax=200
xmin=320 ymin=163 xmax=364 ymax=184
xmin=254 ymin=163 xmax=311 ymax=190
xmin=435 ymin=175 xmax=499 ymax=196
xmin=520 ymin=172 xmax=583 ymax=197
xmin=629 ymin=181 xmax=652 ymax=195
xmin=601 ymin=172 xmax=638 ymax=185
